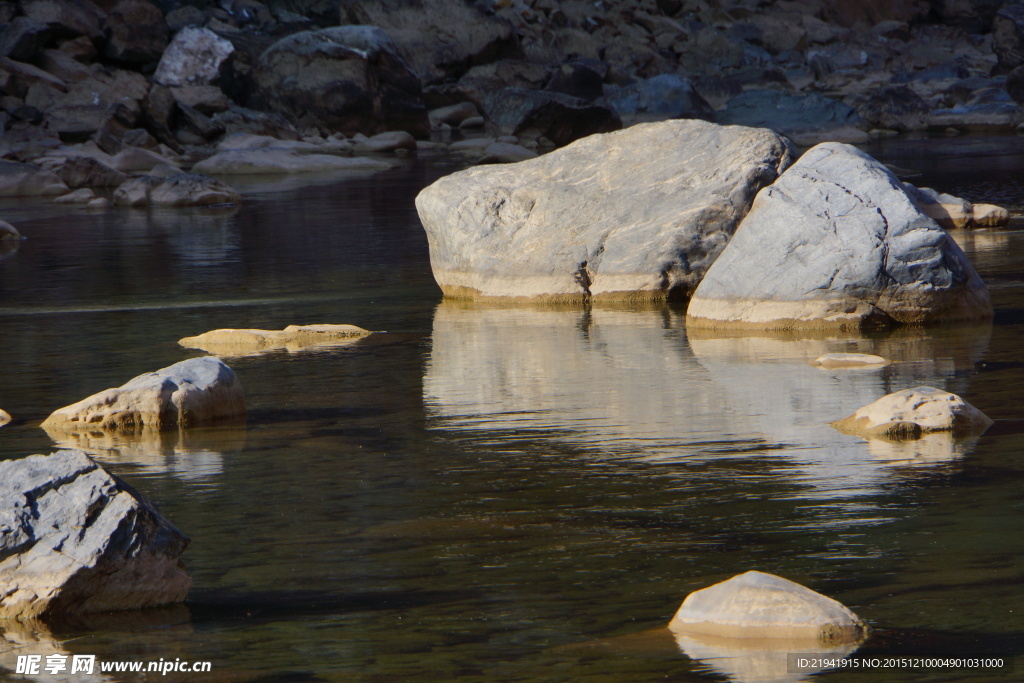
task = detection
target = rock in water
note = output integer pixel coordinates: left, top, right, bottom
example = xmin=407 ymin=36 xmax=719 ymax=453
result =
xmin=179 ymin=324 xmax=373 ymax=356
xmin=0 ymin=450 xmax=191 ymax=619
xmin=669 ymin=571 xmax=866 ymax=644
xmin=415 ymin=120 xmax=795 ymax=302
xmin=686 ymin=143 xmax=992 ymax=330
xmin=832 ymin=386 xmax=993 ymax=439
xmin=41 ymin=356 xmax=245 ymax=434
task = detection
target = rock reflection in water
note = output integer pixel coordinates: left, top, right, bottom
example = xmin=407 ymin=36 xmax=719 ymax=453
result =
xmin=672 ymin=631 xmax=859 ymax=683
xmin=425 ymin=300 xmax=991 ymax=495
xmin=41 ymin=422 xmax=246 ymax=484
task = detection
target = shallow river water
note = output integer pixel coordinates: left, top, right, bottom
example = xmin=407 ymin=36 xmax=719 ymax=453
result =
xmin=1 ymin=138 xmax=1023 ymax=682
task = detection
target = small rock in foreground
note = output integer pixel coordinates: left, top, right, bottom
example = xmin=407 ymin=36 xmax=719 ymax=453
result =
xmin=832 ymin=386 xmax=993 ymax=440
xmin=669 ymin=570 xmax=866 ymax=644
xmin=0 ymin=220 xmax=21 ymax=240
xmin=179 ymin=324 xmax=372 ymax=356
xmin=812 ymin=353 xmax=891 ymax=369
xmin=41 ymin=356 xmax=245 ymax=434
xmin=0 ymin=450 xmax=191 ymax=619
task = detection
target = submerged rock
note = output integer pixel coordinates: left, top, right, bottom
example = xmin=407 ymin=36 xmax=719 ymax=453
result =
xmin=178 ymin=324 xmax=373 ymax=357
xmin=812 ymin=353 xmax=891 ymax=369
xmin=0 ymin=449 xmax=191 ymax=619
xmin=686 ymin=143 xmax=992 ymax=330
xmin=416 ymin=120 xmax=795 ymax=302
xmin=832 ymin=386 xmax=993 ymax=440
xmin=41 ymin=356 xmax=245 ymax=434
xmin=669 ymin=570 xmax=866 ymax=644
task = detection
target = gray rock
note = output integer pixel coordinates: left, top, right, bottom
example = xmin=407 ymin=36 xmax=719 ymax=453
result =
xmin=480 ymin=87 xmax=622 ymax=147
xmin=0 ymin=160 xmax=68 ymax=196
xmin=995 ymin=3 xmax=1024 ymax=72
xmin=718 ymin=89 xmax=867 ymax=144
xmin=103 ymin=0 xmax=168 ymax=64
xmin=416 ymin=120 xmax=795 ymax=302
xmin=41 ymin=356 xmax=245 ymax=434
xmin=686 ymin=143 xmax=992 ymax=330
xmin=170 ymin=85 xmax=231 ymax=116
xmin=252 ymin=26 xmax=428 ymax=137
xmin=832 ymin=386 xmax=993 ymax=440
xmin=0 ymin=449 xmax=191 ymax=619
xmin=478 ymin=142 xmax=538 ymax=164
xmin=112 ymin=172 xmax=240 ymax=207
xmin=154 ymin=27 xmax=235 ymax=87
xmin=0 ymin=18 xmax=52 ymax=62
xmin=856 ymin=85 xmax=930 ymax=132
xmin=0 ymin=219 xmax=20 ymax=240
xmin=22 ymin=0 xmax=104 ymax=42
xmin=604 ymin=74 xmax=714 ymax=126
xmin=56 ymin=155 xmax=127 ymax=188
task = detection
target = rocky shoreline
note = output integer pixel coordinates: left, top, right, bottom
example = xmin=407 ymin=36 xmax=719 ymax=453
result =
xmin=4 ymin=0 xmax=1024 ymax=194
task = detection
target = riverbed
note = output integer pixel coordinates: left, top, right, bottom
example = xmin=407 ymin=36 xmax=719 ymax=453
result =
xmin=1 ymin=138 xmax=1022 ymax=682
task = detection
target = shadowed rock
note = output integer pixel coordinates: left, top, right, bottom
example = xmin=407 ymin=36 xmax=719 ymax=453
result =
xmin=416 ymin=120 xmax=795 ymax=303
xmin=41 ymin=356 xmax=245 ymax=434
xmin=669 ymin=571 xmax=866 ymax=644
xmin=0 ymin=449 xmax=191 ymax=620
xmin=687 ymin=143 xmax=992 ymax=330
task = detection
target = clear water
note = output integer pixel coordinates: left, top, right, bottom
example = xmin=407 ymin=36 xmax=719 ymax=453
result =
xmin=1 ymin=140 xmax=1022 ymax=682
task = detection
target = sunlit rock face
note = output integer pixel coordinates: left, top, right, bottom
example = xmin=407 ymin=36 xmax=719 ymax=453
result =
xmin=0 ymin=450 xmax=191 ymax=620
xmin=687 ymin=142 xmax=992 ymax=330
xmin=832 ymin=386 xmax=993 ymax=439
xmin=179 ymin=324 xmax=372 ymax=358
xmin=424 ymin=301 xmax=991 ymax=493
xmin=416 ymin=120 xmax=795 ymax=302
xmin=41 ymin=356 xmax=245 ymax=434
xmin=669 ymin=571 xmax=866 ymax=643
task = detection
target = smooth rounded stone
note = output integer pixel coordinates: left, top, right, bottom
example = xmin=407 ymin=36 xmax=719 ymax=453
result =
xmin=0 ymin=219 xmax=20 ymax=240
xmin=973 ymin=203 xmax=1011 ymax=227
xmin=458 ymin=115 xmax=485 ymax=129
xmin=53 ymin=187 xmax=95 ymax=204
xmin=477 ymin=142 xmax=538 ymax=164
xmin=429 ymin=102 xmax=479 ymax=128
xmin=448 ymin=137 xmax=496 ymax=154
xmin=86 ymin=196 xmax=110 ymax=209
xmin=416 ymin=120 xmax=796 ymax=302
xmin=812 ymin=353 xmax=891 ymax=369
xmin=686 ymin=142 xmax=992 ymax=330
xmin=0 ymin=408 xmax=11 ymax=426
xmin=832 ymin=386 xmax=993 ymax=440
xmin=0 ymin=160 xmax=68 ymax=196
xmin=41 ymin=356 xmax=245 ymax=434
xmin=0 ymin=449 xmax=191 ymax=619
xmin=110 ymin=147 xmax=179 ymax=173
xmin=179 ymin=324 xmax=373 ymax=357
xmin=191 ymin=149 xmax=393 ymax=175
xmin=154 ymin=27 xmax=234 ymax=87
xmin=669 ymin=571 xmax=866 ymax=644
xmin=352 ymin=131 xmax=416 ymax=154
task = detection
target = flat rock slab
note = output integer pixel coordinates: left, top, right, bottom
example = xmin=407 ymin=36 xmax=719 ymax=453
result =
xmin=0 ymin=450 xmax=191 ymax=619
xmin=687 ymin=143 xmax=993 ymax=330
xmin=669 ymin=571 xmax=866 ymax=644
xmin=416 ymin=120 xmax=795 ymax=303
xmin=41 ymin=356 xmax=245 ymax=434
xmin=191 ymin=149 xmax=393 ymax=175
xmin=832 ymin=386 xmax=993 ymax=440
xmin=812 ymin=353 xmax=891 ymax=369
xmin=179 ymin=324 xmax=373 ymax=356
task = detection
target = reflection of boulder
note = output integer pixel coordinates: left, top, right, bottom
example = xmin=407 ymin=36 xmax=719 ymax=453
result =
xmin=672 ymin=630 xmax=858 ymax=683
xmin=0 ymin=618 xmax=115 ymax=683
xmin=179 ymin=324 xmax=373 ymax=357
xmin=43 ymin=422 xmax=246 ymax=483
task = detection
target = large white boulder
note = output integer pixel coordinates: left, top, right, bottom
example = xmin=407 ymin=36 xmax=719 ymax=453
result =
xmin=832 ymin=386 xmax=993 ymax=440
xmin=41 ymin=356 xmax=245 ymax=434
xmin=416 ymin=120 xmax=796 ymax=302
xmin=0 ymin=450 xmax=191 ymax=619
xmin=669 ymin=571 xmax=866 ymax=644
xmin=686 ymin=143 xmax=992 ymax=330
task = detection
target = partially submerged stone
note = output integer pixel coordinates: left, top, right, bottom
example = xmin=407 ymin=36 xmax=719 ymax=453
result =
xmin=41 ymin=356 xmax=245 ymax=434
xmin=0 ymin=450 xmax=191 ymax=619
xmin=0 ymin=408 xmax=11 ymax=426
xmin=669 ymin=571 xmax=866 ymax=644
xmin=812 ymin=353 xmax=891 ymax=369
xmin=191 ymin=149 xmax=392 ymax=175
xmin=0 ymin=220 xmax=20 ymax=240
xmin=687 ymin=143 xmax=992 ymax=330
xmin=832 ymin=386 xmax=993 ymax=440
xmin=0 ymin=160 xmax=68 ymax=197
xmin=179 ymin=324 xmax=372 ymax=357
xmin=416 ymin=120 xmax=795 ymax=302
xmin=113 ymin=173 xmax=240 ymax=207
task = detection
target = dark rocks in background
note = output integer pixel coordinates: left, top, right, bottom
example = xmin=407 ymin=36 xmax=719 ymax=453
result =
xmin=544 ymin=60 xmax=606 ymax=101
xmin=605 ymin=74 xmax=715 ymax=126
xmin=995 ymin=3 xmax=1024 ymax=73
xmin=856 ymin=85 xmax=931 ymax=131
xmin=22 ymin=0 xmax=105 ymax=42
xmin=450 ymin=59 xmax=549 ymax=106
xmin=339 ymin=0 xmax=520 ymax=84
xmin=480 ymin=88 xmax=621 ymax=147
xmin=0 ymin=18 xmax=52 ymax=62
xmin=931 ymin=0 xmax=1003 ymax=35
xmin=253 ymin=25 xmax=428 ymax=136
xmin=103 ymin=0 xmax=169 ymax=65
xmin=717 ymin=90 xmax=865 ymax=144
xmin=57 ymin=155 xmax=127 ymax=188
xmin=154 ymin=27 xmax=235 ymax=87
